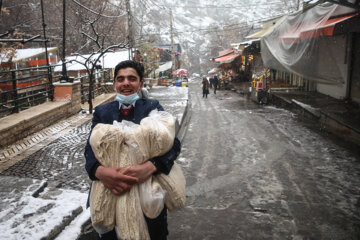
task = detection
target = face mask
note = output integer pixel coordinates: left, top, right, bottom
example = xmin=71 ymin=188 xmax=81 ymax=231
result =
xmin=115 ymin=92 xmax=140 ymax=105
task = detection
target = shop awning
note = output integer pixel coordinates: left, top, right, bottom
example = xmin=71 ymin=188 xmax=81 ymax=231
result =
xmin=245 ymin=27 xmax=272 ymax=39
xmin=214 ymin=53 xmax=240 ymax=63
xmin=218 ymin=49 xmax=234 ymax=57
xmin=280 ymin=13 xmax=359 ymax=43
xmin=244 ymin=16 xmax=285 ymax=39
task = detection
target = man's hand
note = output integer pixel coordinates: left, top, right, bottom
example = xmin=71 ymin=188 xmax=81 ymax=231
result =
xmin=95 ymin=166 xmax=139 ymax=195
xmin=123 ymin=161 xmax=157 ymax=183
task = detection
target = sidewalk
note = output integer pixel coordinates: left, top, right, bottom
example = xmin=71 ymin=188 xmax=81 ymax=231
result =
xmin=230 ymin=82 xmax=360 ymax=146
xmin=0 ymin=86 xmax=189 ymax=240
xmin=270 ymin=91 xmax=360 ymax=146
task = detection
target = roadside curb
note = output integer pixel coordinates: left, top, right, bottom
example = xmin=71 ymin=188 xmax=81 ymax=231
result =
xmin=176 ymin=99 xmax=191 ymax=142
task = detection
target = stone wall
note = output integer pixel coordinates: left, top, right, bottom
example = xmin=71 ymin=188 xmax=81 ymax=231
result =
xmin=0 ymin=82 xmax=82 ymax=148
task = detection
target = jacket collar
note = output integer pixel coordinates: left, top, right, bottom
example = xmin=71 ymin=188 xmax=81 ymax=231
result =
xmin=111 ymin=99 xmax=145 ymax=124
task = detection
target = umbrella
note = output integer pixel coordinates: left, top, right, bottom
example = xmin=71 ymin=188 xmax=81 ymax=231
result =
xmin=172 ymin=69 xmax=188 ymax=76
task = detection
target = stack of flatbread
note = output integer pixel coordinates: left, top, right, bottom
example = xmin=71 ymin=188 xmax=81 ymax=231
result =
xmin=89 ymin=110 xmax=186 ymax=239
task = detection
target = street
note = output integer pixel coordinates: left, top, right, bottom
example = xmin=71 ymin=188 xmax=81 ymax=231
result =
xmin=168 ymin=80 xmax=360 ymax=239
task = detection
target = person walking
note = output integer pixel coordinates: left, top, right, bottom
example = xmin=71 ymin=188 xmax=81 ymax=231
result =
xmin=209 ymin=76 xmax=214 ymax=89
xmin=84 ymin=60 xmax=181 ymax=240
xmin=202 ymin=76 xmax=210 ymax=98
xmin=213 ymin=75 xmax=219 ymax=94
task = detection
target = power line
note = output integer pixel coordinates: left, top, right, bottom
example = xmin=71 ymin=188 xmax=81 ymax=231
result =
xmin=71 ymin=0 xmax=127 ymax=18
xmin=133 ymin=13 xmax=280 ymax=38
xmin=148 ymin=0 xmax=168 ymax=10
xmin=166 ymin=3 xmax=285 ymax=9
xmin=147 ymin=0 xmax=293 ymax=9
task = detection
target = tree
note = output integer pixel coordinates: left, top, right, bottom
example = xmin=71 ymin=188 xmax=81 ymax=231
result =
xmin=70 ymin=16 xmax=128 ymax=113
xmin=137 ymin=43 xmax=160 ymax=78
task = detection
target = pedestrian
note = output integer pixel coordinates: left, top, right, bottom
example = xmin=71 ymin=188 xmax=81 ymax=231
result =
xmin=202 ymin=76 xmax=210 ymax=98
xmin=84 ymin=60 xmax=181 ymax=240
xmin=209 ymin=76 xmax=214 ymax=89
xmin=213 ymin=75 xmax=219 ymax=94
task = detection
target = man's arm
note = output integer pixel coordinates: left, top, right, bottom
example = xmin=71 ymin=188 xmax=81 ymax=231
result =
xmin=149 ymin=137 xmax=181 ymax=175
xmin=95 ymin=166 xmax=138 ymax=195
xmin=151 ymin=101 xmax=182 ymax=174
xmin=84 ymin=107 xmax=138 ymax=195
xmin=123 ymin=137 xmax=181 ymax=184
xmin=84 ymin=109 xmax=102 ymax=180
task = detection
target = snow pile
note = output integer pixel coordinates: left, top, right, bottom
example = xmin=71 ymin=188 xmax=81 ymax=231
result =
xmin=0 ymin=179 xmax=88 ymax=240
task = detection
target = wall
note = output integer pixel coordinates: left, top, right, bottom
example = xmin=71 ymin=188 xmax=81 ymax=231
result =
xmin=350 ymin=33 xmax=360 ymax=104
xmin=0 ymin=82 xmax=81 ymax=148
xmin=316 ymin=35 xmax=348 ymax=99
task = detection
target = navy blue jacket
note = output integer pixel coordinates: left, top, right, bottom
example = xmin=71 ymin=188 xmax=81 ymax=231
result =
xmin=84 ymin=98 xmax=181 ymax=180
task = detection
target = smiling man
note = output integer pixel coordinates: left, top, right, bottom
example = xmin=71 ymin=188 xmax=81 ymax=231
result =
xmin=84 ymin=60 xmax=181 ymax=240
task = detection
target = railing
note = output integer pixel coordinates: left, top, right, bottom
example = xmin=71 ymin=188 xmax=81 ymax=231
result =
xmin=0 ymin=66 xmax=112 ymax=118
xmin=0 ymin=65 xmax=60 ymax=118
xmin=78 ymin=68 xmax=112 ymax=104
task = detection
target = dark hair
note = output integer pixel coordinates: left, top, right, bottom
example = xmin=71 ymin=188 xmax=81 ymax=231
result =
xmin=114 ymin=60 xmax=144 ymax=81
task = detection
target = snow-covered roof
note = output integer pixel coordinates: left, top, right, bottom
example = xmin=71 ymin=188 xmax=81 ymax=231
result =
xmin=0 ymin=47 xmax=58 ymax=63
xmin=155 ymin=61 xmax=172 ymax=74
xmin=54 ymin=50 xmax=129 ymax=72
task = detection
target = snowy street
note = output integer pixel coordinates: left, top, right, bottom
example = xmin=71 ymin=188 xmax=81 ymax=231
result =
xmin=167 ymin=80 xmax=360 ymax=239
xmin=1 ymin=0 xmax=360 ymax=239
xmin=0 ymin=80 xmax=359 ymax=239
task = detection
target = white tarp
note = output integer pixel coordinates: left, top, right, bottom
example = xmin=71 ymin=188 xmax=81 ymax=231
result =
xmin=155 ymin=61 xmax=172 ymax=74
xmin=208 ymin=68 xmax=219 ymax=75
xmin=261 ymin=3 xmax=356 ymax=84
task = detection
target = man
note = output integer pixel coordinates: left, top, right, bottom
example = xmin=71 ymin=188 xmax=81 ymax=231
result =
xmin=84 ymin=60 xmax=181 ymax=240
xmin=213 ymin=75 xmax=219 ymax=94
xmin=209 ymin=76 xmax=214 ymax=89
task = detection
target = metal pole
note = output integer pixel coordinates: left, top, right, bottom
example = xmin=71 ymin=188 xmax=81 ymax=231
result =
xmin=170 ymin=9 xmax=175 ymax=74
xmin=126 ymin=0 xmax=132 ymax=60
xmin=60 ymin=0 xmax=70 ymax=83
xmin=40 ymin=0 xmax=53 ymax=100
xmin=11 ymin=71 xmax=19 ymax=113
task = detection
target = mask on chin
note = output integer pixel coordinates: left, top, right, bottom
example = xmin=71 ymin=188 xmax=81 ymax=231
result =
xmin=115 ymin=92 xmax=140 ymax=104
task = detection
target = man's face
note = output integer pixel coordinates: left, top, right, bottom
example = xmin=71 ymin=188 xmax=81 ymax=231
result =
xmin=113 ymin=67 xmax=144 ymax=95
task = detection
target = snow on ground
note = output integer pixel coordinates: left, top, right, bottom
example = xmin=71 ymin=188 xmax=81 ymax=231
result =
xmin=55 ymin=208 xmax=91 ymax=240
xmin=150 ymin=85 xmax=188 ymax=100
xmin=292 ymin=99 xmax=320 ymax=117
xmin=0 ymin=178 xmax=88 ymax=240
xmin=149 ymin=86 xmax=188 ymax=124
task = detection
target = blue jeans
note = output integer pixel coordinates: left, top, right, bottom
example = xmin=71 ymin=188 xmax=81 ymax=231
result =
xmin=98 ymin=207 xmax=168 ymax=240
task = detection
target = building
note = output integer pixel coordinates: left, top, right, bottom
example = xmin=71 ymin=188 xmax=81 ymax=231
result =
xmin=260 ymin=3 xmax=360 ymax=103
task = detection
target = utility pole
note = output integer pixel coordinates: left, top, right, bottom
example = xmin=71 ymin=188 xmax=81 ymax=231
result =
xmin=60 ymin=0 xmax=72 ymax=83
xmin=170 ymin=9 xmax=175 ymax=73
xmin=126 ymin=0 xmax=133 ymax=60
xmin=40 ymin=0 xmax=54 ymax=100
xmin=60 ymin=0 xmax=68 ymax=82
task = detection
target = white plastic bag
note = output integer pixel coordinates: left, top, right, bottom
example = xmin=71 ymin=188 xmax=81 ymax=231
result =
xmin=139 ymin=177 xmax=166 ymax=219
